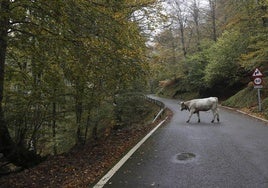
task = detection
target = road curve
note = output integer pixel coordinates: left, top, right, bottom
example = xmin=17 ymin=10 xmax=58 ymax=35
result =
xmin=98 ymin=96 xmax=268 ymax=188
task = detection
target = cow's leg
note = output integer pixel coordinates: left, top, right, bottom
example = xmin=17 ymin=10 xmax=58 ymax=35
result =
xmin=187 ymin=111 xmax=193 ymax=123
xmin=211 ymin=109 xmax=216 ymax=123
xmin=197 ymin=111 xmax=200 ymax=123
xmin=216 ymin=108 xmax=220 ymax=122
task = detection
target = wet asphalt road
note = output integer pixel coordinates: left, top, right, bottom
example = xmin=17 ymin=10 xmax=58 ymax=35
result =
xmin=102 ymin=96 xmax=268 ymax=188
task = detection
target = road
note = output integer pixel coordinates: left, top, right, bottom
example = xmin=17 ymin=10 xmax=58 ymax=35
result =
xmin=96 ymin=96 xmax=268 ymax=188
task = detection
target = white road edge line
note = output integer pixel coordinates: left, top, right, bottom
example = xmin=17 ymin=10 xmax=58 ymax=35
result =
xmin=152 ymin=108 xmax=165 ymax=123
xmin=220 ymin=105 xmax=268 ymax=123
xmin=93 ymin=116 xmax=168 ymax=188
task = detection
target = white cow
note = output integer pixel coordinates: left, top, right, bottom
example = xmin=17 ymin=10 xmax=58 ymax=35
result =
xmin=180 ymin=97 xmax=220 ymax=123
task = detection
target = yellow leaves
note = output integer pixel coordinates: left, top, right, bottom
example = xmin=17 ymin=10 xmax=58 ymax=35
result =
xmin=239 ymin=29 xmax=268 ymax=70
xmin=113 ymin=12 xmax=124 ymax=19
xmin=240 ymin=50 xmax=267 ymax=70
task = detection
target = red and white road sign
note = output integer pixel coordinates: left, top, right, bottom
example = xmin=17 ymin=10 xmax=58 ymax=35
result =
xmin=252 ymin=68 xmax=263 ymax=88
xmin=252 ymin=68 xmax=263 ymax=77
xmin=254 ymin=77 xmax=262 ymax=85
xmin=252 ymin=68 xmax=263 ymax=111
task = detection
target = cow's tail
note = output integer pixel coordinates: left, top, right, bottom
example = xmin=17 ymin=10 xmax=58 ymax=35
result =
xmin=214 ymin=97 xmax=219 ymax=108
xmin=214 ymin=97 xmax=220 ymax=122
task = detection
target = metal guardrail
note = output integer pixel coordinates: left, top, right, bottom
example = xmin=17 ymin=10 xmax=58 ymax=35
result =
xmin=145 ymin=96 xmax=166 ymax=123
xmin=116 ymin=94 xmax=166 ymax=123
xmin=145 ymin=96 xmax=165 ymax=109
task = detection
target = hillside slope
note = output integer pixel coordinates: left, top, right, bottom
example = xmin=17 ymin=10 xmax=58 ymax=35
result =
xmin=222 ymin=78 xmax=268 ymax=119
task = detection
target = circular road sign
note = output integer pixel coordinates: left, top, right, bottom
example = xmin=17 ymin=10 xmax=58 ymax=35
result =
xmin=254 ymin=77 xmax=262 ymax=85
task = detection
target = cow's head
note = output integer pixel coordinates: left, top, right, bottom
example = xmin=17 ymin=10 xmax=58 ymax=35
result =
xmin=180 ymin=102 xmax=188 ymax=111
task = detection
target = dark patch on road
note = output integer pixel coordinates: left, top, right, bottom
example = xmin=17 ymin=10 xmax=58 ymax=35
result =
xmin=176 ymin=152 xmax=196 ymax=161
xmin=171 ymin=152 xmax=198 ymax=164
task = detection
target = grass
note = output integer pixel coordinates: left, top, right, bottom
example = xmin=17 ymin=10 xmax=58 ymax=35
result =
xmin=222 ymin=86 xmax=258 ymax=108
xmin=221 ymin=79 xmax=268 ymax=119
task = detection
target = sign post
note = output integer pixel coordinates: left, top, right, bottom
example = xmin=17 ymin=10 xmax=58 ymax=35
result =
xmin=252 ymin=68 xmax=263 ymax=112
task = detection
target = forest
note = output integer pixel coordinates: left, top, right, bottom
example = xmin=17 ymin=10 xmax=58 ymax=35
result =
xmin=150 ymin=0 xmax=268 ymax=99
xmin=0 ymin=0 xmax=267 ymax=177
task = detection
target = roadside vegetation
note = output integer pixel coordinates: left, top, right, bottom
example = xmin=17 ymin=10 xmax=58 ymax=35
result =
xmin=222 ymin=78 xmax=268 ymax=119
xmin=0 ymin=101 xmax=171 ymax=187
xmin=0 ymin=0 xmax=164 ymax=171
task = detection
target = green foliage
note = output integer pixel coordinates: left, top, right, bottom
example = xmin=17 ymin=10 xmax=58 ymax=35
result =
xmin=149 ymin=29 xmax=184 ymax=81
xmin=222 ymin=86 xmax=257 ymax=108
xmin=262 ymin=98 xmax=268 ymax=119
xmin=150 ymin=0 xmax=267 ymax=101
xmin=222 ymin=77 xmax=268 ymax=113
xmin=223 ymin=78 xmax=268 ymax=120
xmin=240 ymin=29 xmax=268 ymax=70
xmin=204 ymin=30 xmax=248 ymax=87
xmin=1 ymin=0 xmax=157 ymax=156
xmin=183 ymin=53 xmax=208 ymax=91
xmin=114 ymin=93 xmax=153 ymax=128
xmin=224 ymin=0 xmax=268 ymax=70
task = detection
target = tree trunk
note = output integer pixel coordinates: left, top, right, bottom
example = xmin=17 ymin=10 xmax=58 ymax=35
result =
xmin=258 ymin=0 xmax=268 ymax=27
xmin=174 ymin=1 xmax=187 ymax=58
xmin=52 ymin=101 xmax=57 ymax=154
xmin=75 ymin=82 xmax=85 ymax=145
xmin=209 ymin=0 xmax=217 ymax=41
xmin=180 ymin=26 xmax=187 ymax=57
xmin=192 ymin=0 xmax=201 ymax=49
xmin=92 ymin=122 xmax=98 ymax=141
xmin=84 ymin=113 xmax=90 ymax=144
xmin=0 ymin=0 xmax=13 ymax=158
xmin=0 ymin=0 xmax=43 ymax=168
xmin=75 ymin=99 xmax=83 ymax=144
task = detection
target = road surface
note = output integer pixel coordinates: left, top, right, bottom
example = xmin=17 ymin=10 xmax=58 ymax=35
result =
xmin=96 ymin=96 xmax=268 ymax=188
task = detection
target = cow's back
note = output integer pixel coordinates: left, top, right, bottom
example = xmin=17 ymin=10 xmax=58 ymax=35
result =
xmin=189 ymin=97 xmax=218 ymax=111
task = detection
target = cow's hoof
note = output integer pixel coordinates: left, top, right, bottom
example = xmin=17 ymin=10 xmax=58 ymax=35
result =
xmin=198 ymin=120 xmax=200 ymax=123
xmin=211 ymin=120 xmax=214 ymax=123
xmin=186 ymin=120 xmax=190 ymax=123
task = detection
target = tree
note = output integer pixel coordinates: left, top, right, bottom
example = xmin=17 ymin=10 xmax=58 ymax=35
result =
xmin=172 ymin=0 xmax=189 ymax=57
xmin=237 ymin=0 xmax=268 ymax=70
xmin=0 ymin=1 xmax=11 ymax=159
xmin=152 ymin=29 xmax=181 ymax=80
xmin=0 ymin=0 xmax=72 ymax=167
xmin=1 ymin=0 xmax=158 ymax=167
xmin=0 ymin=0 xmax=41 ymax=167
xmin=149 ymin=0 xmax=267 ymax=98
xmin=204 ymin=30 xmax=248 ymax=88
xmin=189 ymin=0 xmax=202 ymax=49
xmin=208 ymin=0 xmax=217 ymax=41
